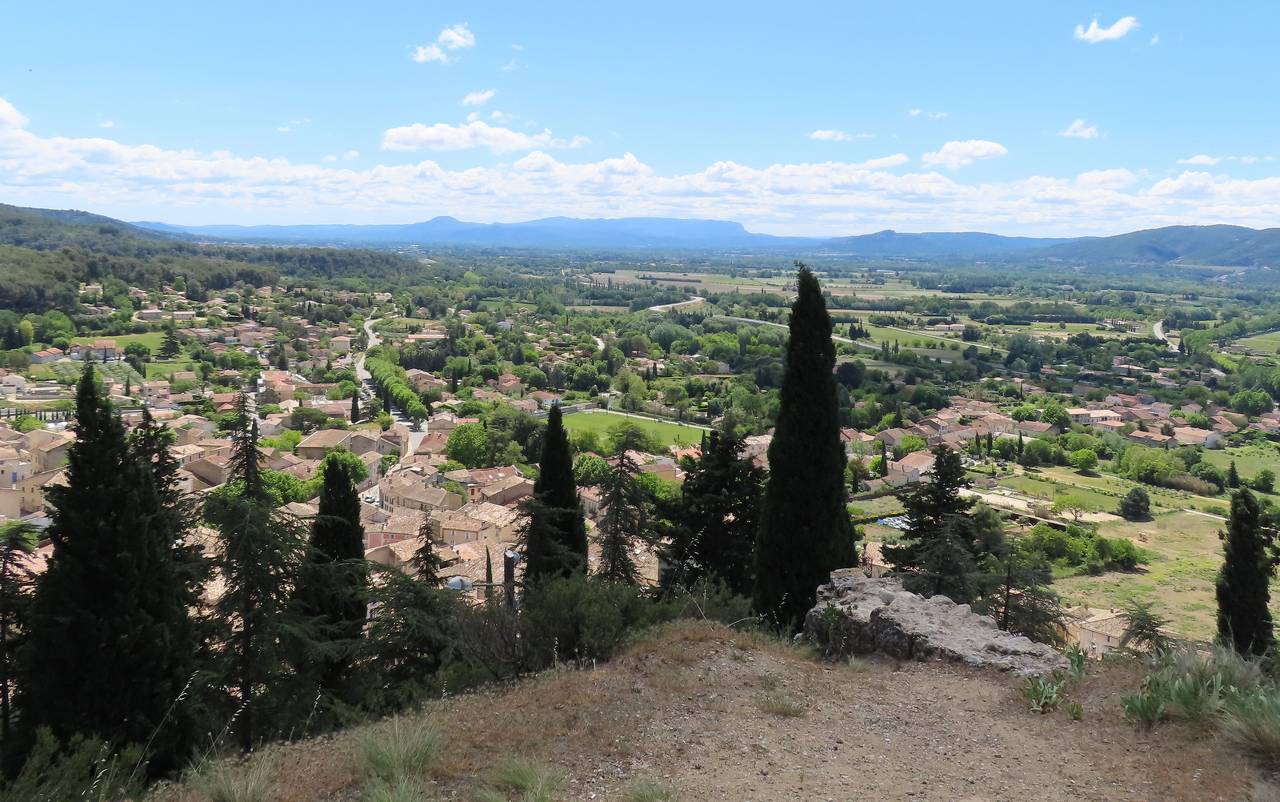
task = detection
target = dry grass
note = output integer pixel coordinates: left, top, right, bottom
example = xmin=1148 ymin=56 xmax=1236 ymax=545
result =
xmin=756 ymin=691 xmax=807 ymax=718
xmin=355 ymin=715 xmax=441 ymax=784
xmin=616 ymin=776 xmax=675 ymax=802
xmin=185 ymin=757 xmax=276 ymax=802
xmin=154 ymin=620 xmax=1267 ymax=802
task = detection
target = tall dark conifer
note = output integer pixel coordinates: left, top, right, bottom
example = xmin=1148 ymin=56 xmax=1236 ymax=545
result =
xmin=663 ymin=427 xmax=765 ymax=597
xmin=0 ymin=522 xmax=35 ymax=771
xmin=754 ymin=264 xmax=855 ymax=627
xmin=294 ymin=456 xmax=368 ymax=702
xmin=522 ymin=405 xmax=587 ymax=583
xmin=883 ymin=445 xmax=981 ymax=602
xmin=208 ymin=394 xmax=308 ymax=752
xmin=21 ymin=364 xmax=199 ymax=774
xmin=1215 ymin=488 xmax=1277 ymax=656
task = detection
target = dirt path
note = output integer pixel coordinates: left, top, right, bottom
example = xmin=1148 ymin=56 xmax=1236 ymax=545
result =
xmin=158 ymin=621 xmax=1266 ymax=802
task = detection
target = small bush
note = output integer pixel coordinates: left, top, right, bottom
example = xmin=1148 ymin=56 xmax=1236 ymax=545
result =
xmin=757 ymin=691 xmax=807 ymax=718
xmin=356 ymin=716 xmax=441 ymax=784
xmin=0 ymin=729 xmax=145 ymax=802
xmin=188 ymin=756 xmax=277 ymax=802
xmin=522 ymin=574 xmax=669 ymax=667
xmin=1066 ymin=701 xmax=1084 ymax=721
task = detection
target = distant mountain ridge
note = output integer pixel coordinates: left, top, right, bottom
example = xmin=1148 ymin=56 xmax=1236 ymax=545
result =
xmin=134 ymin=215 xmax=1084 ymax=257
xmin=1 ymin=203 xmax=1275 ymax=265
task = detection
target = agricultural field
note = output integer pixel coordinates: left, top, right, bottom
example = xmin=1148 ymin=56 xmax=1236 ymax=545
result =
xmin=1054 ymin=510 xmax=1280 ymax=642
xmin=561 ymin=409 xmax=707 ymax=448
xmin=1234 ymin=329 xmax=1280 ymax=354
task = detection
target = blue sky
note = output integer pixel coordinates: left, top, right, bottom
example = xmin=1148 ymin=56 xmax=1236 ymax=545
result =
xmin=1 ymin=2 xmax=1278 ymax=235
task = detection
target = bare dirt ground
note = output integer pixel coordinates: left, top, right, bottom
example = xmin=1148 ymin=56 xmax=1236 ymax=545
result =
xmin=158 ymin=620 xmax=1271 ymax=802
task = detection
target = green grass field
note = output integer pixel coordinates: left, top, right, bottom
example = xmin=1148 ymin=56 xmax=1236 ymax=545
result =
xmin=70 ymin=332 xmax=167 ymax=352
xmin=1201 ymin=444 xmax=1280 ymax=479
xmin=1235 ymin=329 xmax=1280 ymax=354
xmin=562 ymin=410 xmax=707 ymax=449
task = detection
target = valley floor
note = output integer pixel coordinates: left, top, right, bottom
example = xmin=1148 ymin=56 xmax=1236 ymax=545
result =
xmin=156 ymin=621 xmax=1268 ymax=802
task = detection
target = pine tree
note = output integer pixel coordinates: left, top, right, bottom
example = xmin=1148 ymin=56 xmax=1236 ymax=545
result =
xmin=293 ymin=456 xmax=368 ymax=703
xmin=884 ymin=446 xmax=982 ymax=602
xmin=523 ymin=405 xmax=588 ymax=583
xmin=662 ymin=426 xmax=765 ymax=596
xmin=207 ymin=394 xmax=308 ymax=752
xmin=1215 ymin=488 xmax=1277 ymax=656
xmin=20 ymin=364 xmax=201 ymax=774
xmin=595 ymin=430 xmax=650 ymax=585
xmin=753 ymin=264 xmax=855 ymax=627
xmin=1227 ymin=460 xmax=1241 ymax=489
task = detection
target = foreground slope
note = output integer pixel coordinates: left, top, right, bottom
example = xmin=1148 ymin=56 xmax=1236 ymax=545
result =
xmin=154 ymin=621 xmax=1262 ymax=802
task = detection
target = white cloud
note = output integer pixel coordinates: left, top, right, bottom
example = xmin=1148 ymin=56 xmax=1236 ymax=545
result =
xmin=462 ymin=89 xmax=496 ymax=107
xmin=99 ymin=120 xmax=116 ymax=129
xmin=412 ymin=23 xmax=475 ymax=64
xmin=1059 ymin=119 xmax=1101 ymax=139
xmin=1076 ymin=168 xmax=1137 ymax=189
xmin=343 ymin=149 xmax=359 ymax=161
xmin=1074 ymin=16 xmax=1140 ymax=44
xmin=908 ymin=109 xmax=947 ymax=119
xmin=1150 ymin=34 xmax=1160 ymax=45
xmin=0 ymin=98 xmax=28 ymax=129
xmin=276 ymin=126 xmax=292 ymax=133
xmin=807 ymin=129 xmax=873 ymax=142
xmin=381 ymin=120 xmax=589 ymax=153
xmin=11 ymin=95 xmax=1280 ymax=238
xmin=921 ymin=140 xmax=1007 ymax=170
xmin=1178 ymin=154 xmax=1221 ymax=166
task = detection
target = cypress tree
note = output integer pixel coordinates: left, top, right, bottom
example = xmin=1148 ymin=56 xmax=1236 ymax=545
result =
xmin=294 ymin=456 xmax=368 ymax=703
xmin=350 ymin=392 xmax=360 ymax=423
xmin=21 ymin=364 xmax=200 ymax=773
xmin=1215 ymin=488 xmax=1277 ymax=656
xmin=753 ymin=264 xmax=855 ymax=627
xmin=522 ymin=405 xmax=588 ymax=583
xmin=1227 ymin=460 xmax=1241 ymax=489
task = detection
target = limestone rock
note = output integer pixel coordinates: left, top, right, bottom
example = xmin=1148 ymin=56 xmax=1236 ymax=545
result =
xmin=804 ymin=573 xmax=1067 ymax=677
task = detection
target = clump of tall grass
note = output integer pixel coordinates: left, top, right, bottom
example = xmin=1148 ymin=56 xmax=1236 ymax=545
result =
xmin=620 ymin=776 xmax=676 ymax=802
xmin=355 ymin=715 xmax=441 ymax=784
xmin=1124 ymin=644 xmax=1280 ymax=763
xmin=188 ymin=756 xmax=277 ymax=802
xmin=473 ymin=756 xmax=566 ymax=802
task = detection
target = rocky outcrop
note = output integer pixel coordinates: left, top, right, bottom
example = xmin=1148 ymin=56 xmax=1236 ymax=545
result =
xmin=804 ymin=573 xmax=1067 ymax=677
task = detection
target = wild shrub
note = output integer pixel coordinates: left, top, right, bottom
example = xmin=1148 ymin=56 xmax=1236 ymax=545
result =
xmin=0 ymin=729 xmax=145 ymax=802
xmin=187 ymin=755 xmax=276 ymax=802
